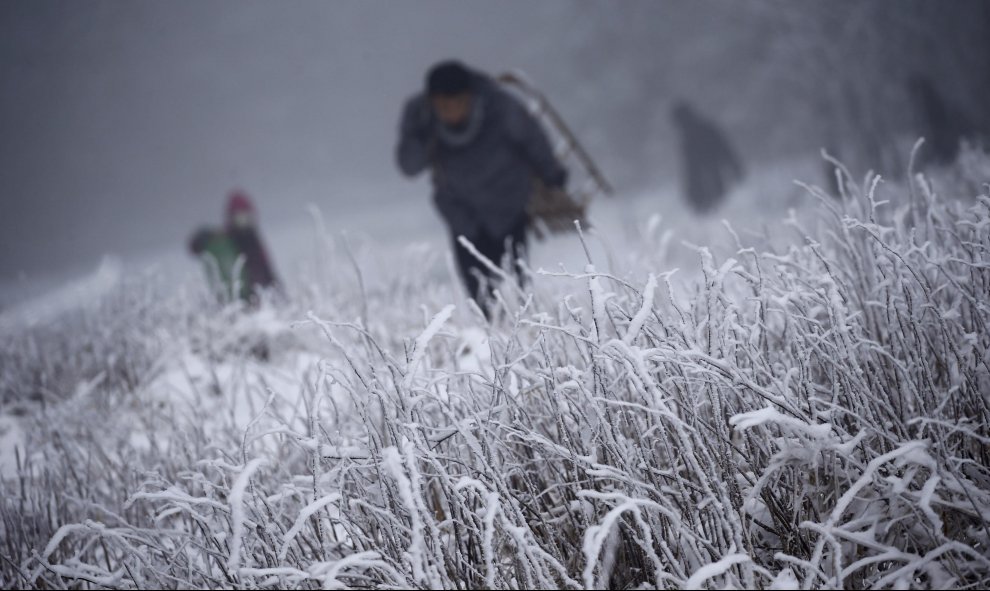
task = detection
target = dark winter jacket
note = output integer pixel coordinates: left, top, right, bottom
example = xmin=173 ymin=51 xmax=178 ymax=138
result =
xmin=229 ymin=228 xmax=277 ymax=296
xmin=396 ymin=71 xmax=567 ymax=240
xmin=189 ymin=226 xmax=277 ymax=304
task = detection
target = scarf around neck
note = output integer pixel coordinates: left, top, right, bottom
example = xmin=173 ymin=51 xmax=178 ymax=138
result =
xmin=436 ymin=95 xmax=486 ymax=148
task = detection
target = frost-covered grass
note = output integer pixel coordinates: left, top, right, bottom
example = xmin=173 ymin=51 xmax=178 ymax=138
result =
xmin=1 ymin=159 xmax=989 ymax=589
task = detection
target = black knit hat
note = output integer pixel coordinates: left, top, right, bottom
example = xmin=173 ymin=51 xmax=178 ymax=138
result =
xmin=426 ymin=60 xmax=473 ymax=96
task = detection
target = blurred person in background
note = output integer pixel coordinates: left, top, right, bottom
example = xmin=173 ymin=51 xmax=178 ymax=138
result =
xmin=188 ymin=189 xmax=278 ymax=305
xmin=395 ymin=60 xmax=568 ymax=318
xmin=671 ymin=101 xmax=744 ymax=215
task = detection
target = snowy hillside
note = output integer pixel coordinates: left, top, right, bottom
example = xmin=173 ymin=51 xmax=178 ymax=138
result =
xmin=2 ymin=155 xmax=989 ymax=589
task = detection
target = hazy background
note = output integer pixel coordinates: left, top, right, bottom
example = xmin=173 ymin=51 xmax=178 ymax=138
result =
xmin=2 ymin=0 xmax=989 ymax=306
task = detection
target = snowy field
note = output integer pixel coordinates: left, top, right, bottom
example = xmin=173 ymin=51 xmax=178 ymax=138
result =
xmin=2 ymin=154 xmax=990 ymax=589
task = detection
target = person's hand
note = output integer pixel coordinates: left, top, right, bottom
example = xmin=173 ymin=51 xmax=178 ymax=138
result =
xmin=402 ymin=95 xmax=434 ymax=139
xmin=527 ymin=182 xmax=587 ymax=239
xmin=547 ymin=167 xmax=569 ymax=192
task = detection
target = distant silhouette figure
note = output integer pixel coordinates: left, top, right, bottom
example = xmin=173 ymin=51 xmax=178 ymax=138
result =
xmin=188 ymin=190 xmax=278 ymax=305
xmin=907 ymin=75 xmax=977 ymax=167
xmin=671 ymin=102 xmax=744 ymax=214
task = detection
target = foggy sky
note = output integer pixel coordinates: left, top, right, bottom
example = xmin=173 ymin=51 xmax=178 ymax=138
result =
xmin=0 ymin=1 xmax=577 ymax=280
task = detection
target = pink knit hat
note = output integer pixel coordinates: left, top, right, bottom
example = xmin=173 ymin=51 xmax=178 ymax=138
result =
xmin=225 ymin=189 xmax=255 ymax=228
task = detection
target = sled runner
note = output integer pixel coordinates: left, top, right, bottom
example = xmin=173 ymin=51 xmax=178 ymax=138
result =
xmin=497 ymin=70 xmax=613 ymax=238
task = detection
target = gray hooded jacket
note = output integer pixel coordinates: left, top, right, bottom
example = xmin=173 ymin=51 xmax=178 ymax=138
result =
xmin=396 ymin=71 xmax=567 ymax=240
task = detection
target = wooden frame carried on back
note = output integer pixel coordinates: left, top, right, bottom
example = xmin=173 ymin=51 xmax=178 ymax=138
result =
xmin=497 ymin=70 xmax=613 ymax=239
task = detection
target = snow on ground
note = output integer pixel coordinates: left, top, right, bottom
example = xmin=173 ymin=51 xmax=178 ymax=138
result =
xmin=0 ymin=256 xmax=123 ymax=331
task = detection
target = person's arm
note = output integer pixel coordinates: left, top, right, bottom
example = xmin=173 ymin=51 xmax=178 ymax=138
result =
xmin=719 ymin=130 xmax=744 ymax=181
xmin=702 ymin=120 xmax=743 ymax=181
xmin=396 ymin=94 xmax=434 ymax=176
xmin=504 ymin=95 xmax=568 ymax=189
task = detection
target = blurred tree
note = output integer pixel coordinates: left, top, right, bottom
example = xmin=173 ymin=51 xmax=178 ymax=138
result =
xmin=752 ymin=0 xmax=990 ymax=177
xmin=542 ymin=0 xmax=990 ymax=189
xmin=906 ymin=75 xmax=979 ymax=167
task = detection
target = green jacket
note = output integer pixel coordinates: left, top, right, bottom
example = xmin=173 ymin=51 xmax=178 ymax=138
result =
xmin=191 ymin=229 xmax=250 ymax=302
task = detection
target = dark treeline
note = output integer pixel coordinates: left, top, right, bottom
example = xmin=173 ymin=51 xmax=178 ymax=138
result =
xmin=539 ymin=0 xmax=990 ymax=187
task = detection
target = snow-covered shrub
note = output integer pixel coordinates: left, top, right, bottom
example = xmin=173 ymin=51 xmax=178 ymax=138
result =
xmin=2 ymin=159 xmax=989 ymax=589
xmin=0 ymin=269 xmax=181 ymax=409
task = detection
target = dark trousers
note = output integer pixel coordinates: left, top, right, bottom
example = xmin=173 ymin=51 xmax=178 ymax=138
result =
xmin=453 ymin=219 xmax=528 ymax=317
